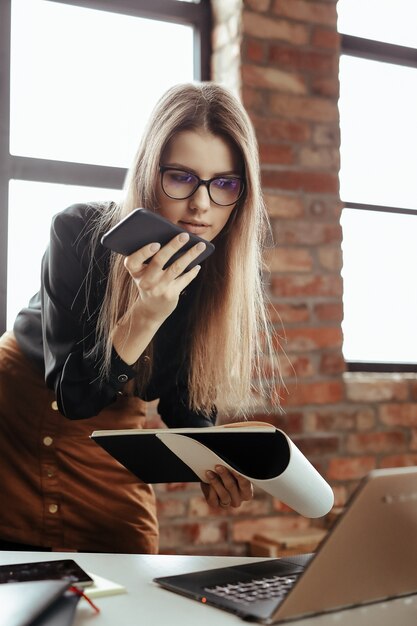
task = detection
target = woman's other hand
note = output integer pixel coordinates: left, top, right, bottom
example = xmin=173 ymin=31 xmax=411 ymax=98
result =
xmin=200 ymin=465 xmax=253 ymax=510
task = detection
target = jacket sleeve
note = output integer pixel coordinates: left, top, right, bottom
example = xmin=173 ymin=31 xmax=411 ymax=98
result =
xmin=156 ymin=380 xmax=217 ymax=429
xmin=42 ymin=205 xmax=135 ymax=419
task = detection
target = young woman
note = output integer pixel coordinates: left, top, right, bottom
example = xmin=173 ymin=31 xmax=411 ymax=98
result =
xmin=0 ymin=82 xmax=279 ymax=553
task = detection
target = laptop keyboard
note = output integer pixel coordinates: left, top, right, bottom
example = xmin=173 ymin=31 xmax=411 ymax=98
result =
xmin=204 ymin=573 xmax=299 ymax=604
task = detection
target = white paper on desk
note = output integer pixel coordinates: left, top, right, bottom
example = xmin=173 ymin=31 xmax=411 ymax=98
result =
xmin=156 ymin=432 xmax=334 ymax=518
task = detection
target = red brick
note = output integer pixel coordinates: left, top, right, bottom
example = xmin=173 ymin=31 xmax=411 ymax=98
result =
xmin=320 ymin=351 xmax=346 ymax=375
xmin=327 ymin=457 xmax=376 ymax=480
xmin=281 ymin=354 xmax=316 ymax=379
xmin=312 ymin=27 xmax=341 ymax=50
xmin=314 ymin=302 xmax=343 ymax=322
xmin=305 ymin=409 xmax=357 ymax=432
xmin=331 ymin=485 xmax=348 ymax=508
xmin=159 ymin=521 xmax=228 ymax=550
xmin=299 ymin=147 xmax=340 ymax=171
xmin=270 ymin=302 xmax=310 ymax=324
xmin=272 ymin=0 xmax=338 ymax=27
xmin=280 ymin=380 xmax=344 ymax=406
xmin=272 ymin=220 xmax=342 ymax=246
xmin=259 ymin=143 xmax=294 ymax=165
xmin=233 ymin=515 xmax=310 ymax=542
xmin=245 ymin=0 xmax=270 ymax=12
xmin=265 ymin=193 xmax=305 ymax=218
xmin=379 ymin=403 xmax=417 ymax=426
xmin=274 ymin=222 xmax=342 ymax=246
xmin=188 ymin=494 xmax=271 ymax=518
xmin=271 ymin=274 xmax=343 ymax=297
xmin=243 ymin=11 xmax=310 ymax=45
xmin=245 ymin=37 xmax=266 ymax=63
xmin=251 ymin=115 xmax=311 ymax=143
xmin=268 ymin=93 xmax=339 ymax=122
xmin=345 ymin=374 xmax=409 ymax=402
xmin=312 ymin=76 xmax=340 ymax=98
xmin=410 ymin=379 xmax=417 ymax=401
xmin=282 ymin=327 xmax=343 ymax=351
xmin=241 ymin=86 xmax=266 ymax=113
xmin=264 ymin=247 xmax=313 ymax=272
xmin=318 ymin=245 xmax=343 ymax=270
xmin=262 ymin=169 xmax=339 ymax=193
xmin=380 ymin=454 xmax=417 ymax=468
xmin=156 ymin=498 xmax=187 ymax=518
xmin=294 ymin=434 xmax=340 ymax=457
xmin=268 ymin=44 xmax=336 ymax=73
xmin=313 ymin=123 xmax=340 ymax=146
xmin=251 ymin=411 xmax=304 ymax=435
xmin=346 ymin=432 xmax=407 ymax=455
xmin=242 ymin=64 xmax=307 ymax=93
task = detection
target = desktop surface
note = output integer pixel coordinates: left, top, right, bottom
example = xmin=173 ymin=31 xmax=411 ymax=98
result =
xmin=0 ymin=551 xmax=415 ymax=625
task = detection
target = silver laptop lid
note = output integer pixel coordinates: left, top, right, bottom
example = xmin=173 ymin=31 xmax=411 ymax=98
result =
xmin=270 ymin=466 xmax=417 ymax=623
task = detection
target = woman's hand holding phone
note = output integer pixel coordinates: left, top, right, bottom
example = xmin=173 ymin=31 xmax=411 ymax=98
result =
xmin=124 ymin=231 xmax=205 ymax=322
xmin=112 ymin=232 xmax=205 ymax=366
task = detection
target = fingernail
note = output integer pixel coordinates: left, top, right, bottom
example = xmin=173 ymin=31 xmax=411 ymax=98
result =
xmin=215 ymin=465 xmax=225 ymax=473
xmin=150 ymin=242 xmax=161 ymax=252
xmin=196 ymin=241 xmax=206 ymax=252
xmin=206 ymin=470 xmax=215 ymax=480
xmin=178 ymin=232 xmax=189 ymax=243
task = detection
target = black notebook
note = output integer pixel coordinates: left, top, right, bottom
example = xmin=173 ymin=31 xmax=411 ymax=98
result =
xmin=91 ymin=423 xmax=334 ymax=518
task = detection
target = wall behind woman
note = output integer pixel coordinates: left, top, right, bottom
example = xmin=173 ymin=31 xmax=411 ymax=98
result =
xmin=151 ymin=0 xmax=417 ymax=556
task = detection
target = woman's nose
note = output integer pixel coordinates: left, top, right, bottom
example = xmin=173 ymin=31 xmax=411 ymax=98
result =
xmin=189 ymin=183 xmax=211 ymax=211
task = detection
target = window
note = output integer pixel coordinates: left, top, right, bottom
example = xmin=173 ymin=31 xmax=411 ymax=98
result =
xmin=0 ymin=0 xmax=211 ymax=331
xmin=337 ymin=0 xmax=417 ymax=370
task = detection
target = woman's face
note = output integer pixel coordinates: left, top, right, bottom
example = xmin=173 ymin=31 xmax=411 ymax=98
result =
xmin=156 ymin=129 xmax=243 ymax=242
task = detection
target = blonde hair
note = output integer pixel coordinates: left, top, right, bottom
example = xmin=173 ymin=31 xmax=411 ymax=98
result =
xmin=91 ymin=82 xmax=280 ymax=417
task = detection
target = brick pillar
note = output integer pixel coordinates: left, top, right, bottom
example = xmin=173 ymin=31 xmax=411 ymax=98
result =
xmin=154 ymin=1 xmax=417 ymax=556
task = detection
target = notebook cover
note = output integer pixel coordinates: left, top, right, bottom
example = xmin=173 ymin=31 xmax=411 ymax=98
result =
xmin=91 ymin=426 xmax=334 ymax=517
xmin=91 ymin=427 xmax=287 ymax=484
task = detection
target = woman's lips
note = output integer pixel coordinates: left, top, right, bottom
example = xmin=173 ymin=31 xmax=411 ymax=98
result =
xmin=179 ymin=221 xmax=210 ymax=236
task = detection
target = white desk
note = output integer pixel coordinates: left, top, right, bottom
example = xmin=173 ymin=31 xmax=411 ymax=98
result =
xmin=0 ymin=551 xmax=415 ymax=625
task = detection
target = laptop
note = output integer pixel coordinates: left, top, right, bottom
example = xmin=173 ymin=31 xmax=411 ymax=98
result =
xmin=154 ymin=466 xmax=417 ymax=623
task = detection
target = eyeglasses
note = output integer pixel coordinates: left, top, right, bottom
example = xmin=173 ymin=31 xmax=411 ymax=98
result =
xmin=159 ymin=166 xmax=245 ymax=207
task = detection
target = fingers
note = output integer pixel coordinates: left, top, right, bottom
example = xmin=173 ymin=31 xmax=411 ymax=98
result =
xmin=150 ymin=234 xmax=206 ymax=280
xmin=203 ymin=466 xmax=253 ymax=510
xmin=124 ymin=242 xmax=162 ymax=276
xmin=125 ymin=232 xmax=206 ymax=282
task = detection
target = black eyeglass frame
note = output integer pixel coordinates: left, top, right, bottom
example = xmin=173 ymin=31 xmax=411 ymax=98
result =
xmin=159 ymin=166 xmax=245 ymax=207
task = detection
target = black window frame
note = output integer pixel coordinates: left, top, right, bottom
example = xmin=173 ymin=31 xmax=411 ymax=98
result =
xmin=0 ymin=0 xmax=212 ymax=333
xmin=340 ymin=34 xmax=417 ymax=373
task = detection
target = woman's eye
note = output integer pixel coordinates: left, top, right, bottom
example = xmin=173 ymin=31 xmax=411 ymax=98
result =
xmin=169 ymin=172 xmax=194 ymax=184
xmin=213 ymin=178 xmax=240 ymax=190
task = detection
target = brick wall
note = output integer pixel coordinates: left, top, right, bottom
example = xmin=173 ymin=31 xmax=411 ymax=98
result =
xmin=153 ymin=0 xmax=417 ymax=556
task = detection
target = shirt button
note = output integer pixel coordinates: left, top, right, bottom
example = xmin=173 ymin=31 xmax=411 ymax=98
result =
xmin=46 ymin=469 xmax=54 ymax=478
xmin=49 ymin=504 xmax=58 ymax=514
xmin=43 ymin=436 xmax=53 ymax=446
xmin=118 ymin=374 xmax=128 ymax=383
xmin=51 ymin=401 xmax=58 ymax=411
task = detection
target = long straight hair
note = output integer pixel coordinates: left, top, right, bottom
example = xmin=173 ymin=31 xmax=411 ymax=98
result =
xmin=91 ymin=82 xmax=280 ymax=416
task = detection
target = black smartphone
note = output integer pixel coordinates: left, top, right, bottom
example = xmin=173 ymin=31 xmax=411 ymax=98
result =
xmin=101 ymin=208 xmax=215 ymax=271
xmin=0 ymin=559 xmax=94 ymax=588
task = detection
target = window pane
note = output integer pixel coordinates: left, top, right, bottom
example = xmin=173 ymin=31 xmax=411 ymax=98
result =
xmin=337 ymin=0 xmax=417 ymax=48
xmin=339 ymin=55 xmax=417 ymax=210
xmin=10 ymin=0 xmax=194 ymax=168
xmin=7 ymin=180 xmax=123 ymax=329
xmin=341 ymin=208 xmax=417 ymax=363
